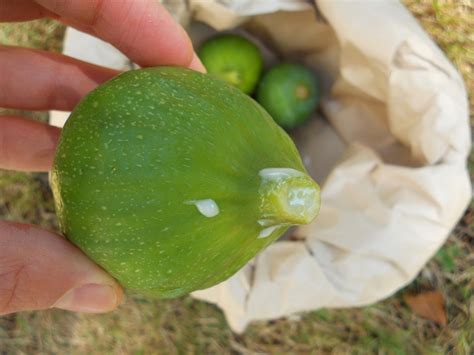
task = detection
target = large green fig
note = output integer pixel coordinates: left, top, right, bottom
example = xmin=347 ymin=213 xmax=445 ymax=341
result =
xmin=51 ymin=67 xmax=320 ymax=298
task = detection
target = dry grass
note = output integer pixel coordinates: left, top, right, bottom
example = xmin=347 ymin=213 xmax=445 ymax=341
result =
xmin=406 ymin=0 xmax=474 ymax=129
xmin=0 ymin=1 xmax=473 ymax=354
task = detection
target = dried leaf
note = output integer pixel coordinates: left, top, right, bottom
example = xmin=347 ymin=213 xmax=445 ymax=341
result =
xmin=404 ymin=291 xmax=447 ymax=326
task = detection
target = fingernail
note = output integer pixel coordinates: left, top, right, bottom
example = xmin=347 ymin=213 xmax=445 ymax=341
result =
xmin=54 ymin=284 xmax=119 ymax=313
xmin=189 ymin=53 xmax=207 ymax=73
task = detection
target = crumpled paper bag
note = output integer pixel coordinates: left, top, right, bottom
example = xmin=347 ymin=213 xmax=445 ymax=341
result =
xmin=49 ymin=0 xmax=471 ymax=333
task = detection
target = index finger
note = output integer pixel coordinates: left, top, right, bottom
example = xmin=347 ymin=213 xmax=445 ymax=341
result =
xmin=34 ymin=0 xmax=197 ymax=69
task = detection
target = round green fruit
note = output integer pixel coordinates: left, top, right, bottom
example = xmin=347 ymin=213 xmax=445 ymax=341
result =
xmin=51 ymin=67 xmax=320 ymax=298
xmin=198 ymin=34 xmax=263 ymax=94
xmin=257 ymin=63 xmax=320 ymax=129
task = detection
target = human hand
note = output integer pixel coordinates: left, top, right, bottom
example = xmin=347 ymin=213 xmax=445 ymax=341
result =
xmin=0 ymin=0 xmax=204 ymax=315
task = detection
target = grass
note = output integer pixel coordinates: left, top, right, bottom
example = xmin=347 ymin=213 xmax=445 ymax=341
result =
xmin=406 ymin=0 xmax=474 ymax=125
xmin=0 ymin=1 xmax=473 ymax=353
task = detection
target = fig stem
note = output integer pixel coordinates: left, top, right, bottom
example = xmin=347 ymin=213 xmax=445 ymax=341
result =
xmin=258 ymin=168 xmax=320 ymax=227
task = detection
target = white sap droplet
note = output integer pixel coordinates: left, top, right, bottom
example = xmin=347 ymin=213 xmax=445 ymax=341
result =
xmin=259 ymin=167 xmax=304 ymax=181
xmin=258 ymin=224 xmax=285 ymax=239
xmin=185 ymin=199 xmax=219 ymax=218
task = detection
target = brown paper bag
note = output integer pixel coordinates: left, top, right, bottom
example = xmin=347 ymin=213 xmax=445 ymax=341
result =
xmin=189 ymin=0 xmax=471 ymax=332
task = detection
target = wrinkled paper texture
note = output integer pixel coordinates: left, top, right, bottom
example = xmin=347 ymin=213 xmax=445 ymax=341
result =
xmin=50 ymin=0 xmax=471 ymax=333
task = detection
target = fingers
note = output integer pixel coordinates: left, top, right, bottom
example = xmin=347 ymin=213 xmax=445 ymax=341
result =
xmin=0 ymin=116 xmax=60 ymax=172
xmin=0 ymin=0 xmax=52 ymax=21
xmin=189 ymin=53 xmax=207 ymax=73
xmin=0 ymin=221 xmax=123 ymax=315
xmin=34 ymin=0 xmax=197 ymax=69
xmin=0 ymin=46 xmax=119 ymax=111
xmin=1 ymin=0 xmax=205 ymax=71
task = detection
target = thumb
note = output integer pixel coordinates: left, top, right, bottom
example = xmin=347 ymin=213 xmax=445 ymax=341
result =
xmin=0 ymin=221 xmax=123 ymax=315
